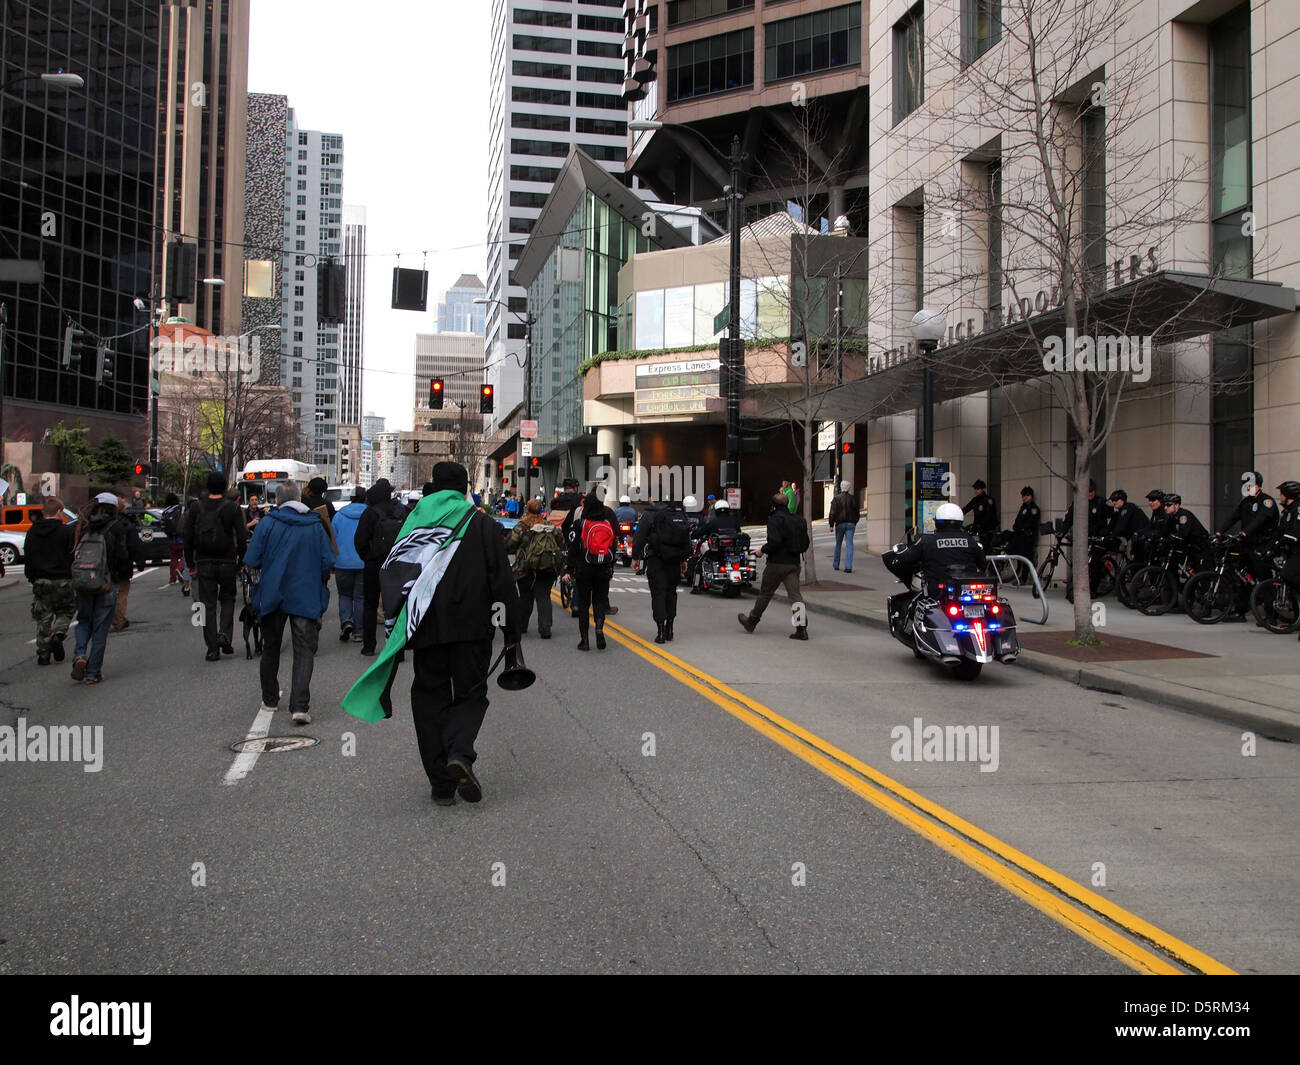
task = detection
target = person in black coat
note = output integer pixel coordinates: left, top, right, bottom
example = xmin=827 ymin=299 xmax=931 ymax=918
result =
xmin=567 ymin=485 xmax=619 ymax=651
xmin=353 ymin=477 xmax=407 ymax=656
xmin=738 ymin=494 xmax=810 ymax=640
xmin=25 ymin=497 xmax=76 ymax=665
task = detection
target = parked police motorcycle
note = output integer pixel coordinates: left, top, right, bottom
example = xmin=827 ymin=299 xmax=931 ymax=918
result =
xmin=692 ymin=530 xmax=757 ymax=597
xmin=617 ymin=519 xmax=636 ymax=567
xmin=882 ymin=504 xmax=1020 ymax=681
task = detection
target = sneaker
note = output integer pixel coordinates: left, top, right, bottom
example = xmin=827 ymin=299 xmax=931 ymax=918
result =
xmin=292 ymin=711 xmax=311 ymax=725
xmin=844 ymin=567 xmax=852 ymax=573
xmin=51 ymin=633 xmax=66 ymax=662
xmin=182 ymin=585 xmax=191 ymax=596
xmin=220 ymin=639 xmax=234 ymax=655
xmin=431 ymin=789 xmax=457 ymax=807
xmin=37 ymin=653 xmax=51 ymax=666
xmin=83 ymin=675 xmax=104 ymax=685
xmin=70 ymin=657 xmax=87 ymax=681
xmin=340 ymin=622 xmax=353 ymax=642
xmin=260 ymin=703 xmax=278 ymax=714
xmin=205 ymin=649 xmax=220 ymax=662
xmin=446 ymin=757 xmax=482 ymax=803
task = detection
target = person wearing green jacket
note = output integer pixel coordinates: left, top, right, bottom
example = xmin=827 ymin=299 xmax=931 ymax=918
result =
xmin=781 ymin=480 xmax=798 ymax=514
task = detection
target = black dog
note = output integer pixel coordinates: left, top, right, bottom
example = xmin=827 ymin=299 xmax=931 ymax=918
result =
xmin=239 ymin=570 xmax=263 ymax=659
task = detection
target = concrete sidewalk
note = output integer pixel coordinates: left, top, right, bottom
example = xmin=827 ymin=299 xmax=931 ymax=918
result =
xmin=742 ymin=521 xmax=1300 ymax=742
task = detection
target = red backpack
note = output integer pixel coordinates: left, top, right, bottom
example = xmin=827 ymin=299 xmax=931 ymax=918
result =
xmin=580 ymin=516 xmax=616 ymax=565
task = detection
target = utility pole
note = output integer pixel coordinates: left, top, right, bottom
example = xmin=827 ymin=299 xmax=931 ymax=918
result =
xmin=725 ymin=133 xmax=743 ymax=492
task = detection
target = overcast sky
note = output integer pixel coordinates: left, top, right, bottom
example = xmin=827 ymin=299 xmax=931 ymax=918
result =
xmin=247 ymin=0 xmax=491 ymax=431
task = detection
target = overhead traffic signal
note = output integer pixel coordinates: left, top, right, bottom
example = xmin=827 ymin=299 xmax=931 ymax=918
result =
xmin=133 ymin=461 xmax=150 ymax=477
xmin=413 ymin=440 xmax=421 ymax=454
xmin=429 ymin=378 xmax=444 ymax=410
xmin=841 ymin=442 xmax=855 ymax=454
xmin=530 ymin=457 xmax=540 ymax=469
xmin=479 ymin=383 xmax=494 ymax=414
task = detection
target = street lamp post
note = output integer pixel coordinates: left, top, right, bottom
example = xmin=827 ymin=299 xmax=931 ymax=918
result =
xmin=629 ymin=120 xmax=745 ymax=493
xmin=911 ymin=309 xmax=946 ymax=457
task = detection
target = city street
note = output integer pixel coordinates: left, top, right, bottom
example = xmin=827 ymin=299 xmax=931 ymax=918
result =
xmin=0 ymin=558 xmax=1293 ymax=976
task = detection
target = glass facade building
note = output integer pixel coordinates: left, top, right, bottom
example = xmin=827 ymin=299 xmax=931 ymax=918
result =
xmin=437 ymin=275 xmax=487 ymax=335
xmin=1 ymin=0 xmax=160 ymax=432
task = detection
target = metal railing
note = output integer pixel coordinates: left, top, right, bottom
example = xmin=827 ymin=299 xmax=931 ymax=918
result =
xmin=984 ymin=554 xmax=1048 ymax=624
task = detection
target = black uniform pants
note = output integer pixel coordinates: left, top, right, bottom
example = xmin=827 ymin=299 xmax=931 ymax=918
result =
xmin=362 ymin=560 xmax=382 ymax=651
xmin=574 ymin=564 xmax=612 ymax=634
xmin=196 ymin=559 xmax=237 ymax=652
xmin=411 ymin=639 xmax=492 ymax=794
xmin=646 ymin=556 xmax=680 ymax=623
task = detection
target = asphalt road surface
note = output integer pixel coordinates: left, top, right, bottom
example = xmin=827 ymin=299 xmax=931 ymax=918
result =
xmin=0 ymin=562 xmax=1293 ymax=975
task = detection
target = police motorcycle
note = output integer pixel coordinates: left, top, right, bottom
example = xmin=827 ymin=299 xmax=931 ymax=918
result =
xmin=693 ymin=529 xmax=757 ymax=596
xmin=617 ymin=520 xmax=636 ymax=567
xmin=882 ymin=504 xmax=1020 ymax=681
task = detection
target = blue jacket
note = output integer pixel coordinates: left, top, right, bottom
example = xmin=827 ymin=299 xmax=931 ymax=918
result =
xmin=331 ymin=501 xmax=367 ymax=570
xmin=243 ymin=505 xmax=335 ymax=619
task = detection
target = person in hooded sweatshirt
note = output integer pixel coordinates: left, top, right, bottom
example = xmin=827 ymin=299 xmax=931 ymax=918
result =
xmin=352 ymin=478 xmax=407 ymax=656
xmin=69 ymin=493 xmax=131 ymax=684
xmin=25 ymin=496 xmax=76 ymax=666
xmin=331 ymin=485 xmax=368 ymax=642
xmin=243 ymin=481 xmax=335 ymax=725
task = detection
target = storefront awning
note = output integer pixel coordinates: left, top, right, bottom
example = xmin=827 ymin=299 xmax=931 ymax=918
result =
xmin=804 ymin=270 xmax=1298 ymax=423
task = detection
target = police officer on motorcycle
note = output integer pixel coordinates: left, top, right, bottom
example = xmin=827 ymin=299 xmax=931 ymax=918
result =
xmin=614 ymin=495 xmax=637 ymax=525
xmin=689 ymin=499 xmax=742 ymax=594
xmin=884 ymin=503 xmax=987 ymax=629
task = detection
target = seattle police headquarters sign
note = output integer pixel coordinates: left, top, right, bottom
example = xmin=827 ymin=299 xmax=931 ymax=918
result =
xmin=869 ymin=248 xmax=1161 ymax=375
xmin=634 ymin=359 xmax=721 ymax=416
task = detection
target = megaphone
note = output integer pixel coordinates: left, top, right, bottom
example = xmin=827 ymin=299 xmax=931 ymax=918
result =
xmin=489 ymin=642 xmax=535 ymax=691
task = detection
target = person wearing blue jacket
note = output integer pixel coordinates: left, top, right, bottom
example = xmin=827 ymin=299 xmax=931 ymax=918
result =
xmin=331 ymin=486 xmax=368 ymax=642
xmin=243 ymin=481 xmax=336 ymax=725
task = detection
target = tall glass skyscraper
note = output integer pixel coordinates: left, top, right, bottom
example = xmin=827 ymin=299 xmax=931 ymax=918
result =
xmin=437 ymin=274 xmax=486 ymax=335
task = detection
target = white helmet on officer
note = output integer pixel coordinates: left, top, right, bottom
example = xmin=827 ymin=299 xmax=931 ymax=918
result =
xmin=619 ymin=495 xmax=631 ymax=504
xmin=715 ymin=499 xmax=730 ymax=511
xmin=683 ymin=495 xmax=699 ymax=511
xmin=935 ymin=502 xmax=964 ymax=527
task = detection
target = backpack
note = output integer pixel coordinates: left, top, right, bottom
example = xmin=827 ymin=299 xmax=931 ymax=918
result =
xmin=72 ymin=524 xmax=114 ymax=593
xmin=371 ymin=506 xmax=406 ymax=563
xmin=788 ymin=514 xmax=811 ymax=554
xmin=519 ymin=523 xmax=565 ymax=574
xmin=580 ymin=515 xmax=616 ymax=565
xmin=195 ymin=502 xmax=234 ymax=557
xmin=162 ymin=505 xmax=182 ymax=539
xmin=651 ymin=508 xmax=691 ymax=562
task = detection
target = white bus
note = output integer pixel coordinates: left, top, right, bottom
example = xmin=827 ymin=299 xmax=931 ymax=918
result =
xmin=237 ymin=459 xmax=321 ymax=505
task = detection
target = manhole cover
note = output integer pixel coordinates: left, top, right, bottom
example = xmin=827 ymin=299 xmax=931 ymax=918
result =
xmin=229 ymin=735 xmax=319 ymax=753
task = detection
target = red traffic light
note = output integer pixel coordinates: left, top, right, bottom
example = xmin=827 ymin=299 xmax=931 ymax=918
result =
xmin=479 ymin=383 xmax=494 ymax=413
xmin=133 ymin=461 xmax=148 ymax=476
xmin=841 ymin=442 xmax=854 ymax=454
xmin=529 ymin=457 xmax=539 ymax=468
xmin=429 ymin=377 xmax=444 ymax=410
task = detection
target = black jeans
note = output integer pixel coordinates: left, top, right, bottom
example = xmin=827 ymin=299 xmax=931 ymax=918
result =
xmin=516 ymin=570 xmax=556 ymax=635
xmin=362 ymin=560 xmax=382 ymax=651
xmin=645 ymin=556 xmax=680 ymax=623
xmin=574 ymin=564 xmax=612 ymax=635
xmin=259 ymin=611 xmax=320 ymax=714
xmin=196 ymin=559 xmax=237 ymax=652
xmin=411 ymin=639 xmax=492 ymax=794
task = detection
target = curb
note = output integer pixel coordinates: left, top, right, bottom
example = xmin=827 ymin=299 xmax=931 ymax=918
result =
xmin=796 ymin=593 xmax=1300 ymax=745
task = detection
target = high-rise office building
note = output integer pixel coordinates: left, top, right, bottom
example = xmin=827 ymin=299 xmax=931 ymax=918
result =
xmin=485 ymin=0 xmax=631 ymax=431
xmin=1 ymin=1 xmax=161 ymax=452
xmin=156 ymin=0 xmax=252 ymax=337
xmin=340 ymin=205 xmax=367 ymax=431
xmin=438 ymin=274 xmax=487 ymax=335
xmin=413 ymin=333 xmax=484 ymax=430
xmin=360 ymin=412 xmax=384 ymax=482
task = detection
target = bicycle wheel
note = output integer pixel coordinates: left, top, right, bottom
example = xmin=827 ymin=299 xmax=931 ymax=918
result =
xmin=1033 ymin=555 xmax=1056 ymax=598
xmin=1116 ymin=561 xmax=1141 ymax=608
xmin=1250 ymin=578 xmax=1300 ymax=633
xmin=1094 ymin=557 xmax=1118 ymax=598
xmin=1131 ymin=566 xmax=1177 ymax=615
xmin=1182 ymin=571 xmax=1232 ymax=624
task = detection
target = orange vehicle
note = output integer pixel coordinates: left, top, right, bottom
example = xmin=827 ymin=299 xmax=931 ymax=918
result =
xmin=0 ymin=503 xmax=72 ymax=536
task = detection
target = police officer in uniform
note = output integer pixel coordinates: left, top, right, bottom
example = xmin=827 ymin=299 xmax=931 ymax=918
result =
xmin=1133 ymin=489 xmax=1169 ymax=564
xmin=1064 ymin=480 xmax=1111 ymax=538
xmin=1216 ymin=470 xmax=1279 ymax=582
xmin=1107 ymin=490 xmax=1149 ymax=541
xmin=1007 ymin=487 xmax=1041 ymax=579
xmin=1161 ymin=495 xmax=1210 ymax=563
xmin=689 ymin=499 xmax=742 ymax=594
xmin=1273 ymin=481 xmax=1300 ymax=640
xmin=962 ymin=480 xmax=998 ymax=545
xmin=884 ymin=503 xmax=988 ymax=633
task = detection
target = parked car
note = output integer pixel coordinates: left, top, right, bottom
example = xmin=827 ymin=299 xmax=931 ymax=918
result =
xmin=122 ymin=507 xmax=172 ymax=566
xmin=0 ymin=507 xmax=79 ymax=566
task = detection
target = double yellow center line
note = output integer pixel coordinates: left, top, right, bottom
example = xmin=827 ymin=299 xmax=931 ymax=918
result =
xmin=563 ymin=595 xmax=1233 ymax=974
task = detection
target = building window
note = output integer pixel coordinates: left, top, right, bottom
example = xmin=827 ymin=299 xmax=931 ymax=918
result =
xmin=961 ymin=0 xmax=1001 ymax=66
xmin=577 ymin=40 xmax=623 ymax=58
xmin=512 ymin=112 xmax=570 ymax=131
xmin=579 ymin=143 xmax=625 ymax=162
xmin=511 ymin=138 xmax=570 ymax=157
xmin=510 ymin=217 xmax=534 ymax=234
xmin=986 ymin=159 xmax=1002 ymax=319
xmin=513 ymin=85 xmax=570 ymax=105
xmin=668 ymin=0 xmax=753 ymax=26
xmin=1081 ymin=107 xmax=1106 ymax=290
xmin=576 ymin=14 xmax=623 ymax=32
xmin=666 ymin=28 xmax=755 ymax=102
xmin=513 ymin=34 xmax=571 ymax=53
xmin=510 ymin=190 xmax=551 ymax=208
xmin=1209 ymin=3 xmax=1252 ymax=278
xmin=764 ymin=3 xmax=861 ymax=82
xmin=512 ymin=60 xmax=571 ymax=79
xmin=575 ymin=91 xmax=624 ymax=110
xmin=1211 ymin=326 xmax=1253 ymax=529
xmin=575 ymin=117 xmax=627 ymax=136
xmin=510 ymin=164 xmax=561 ymax=183
xmin=893 ymin=3 xmax=924 ymax=125
xmin=577 ymin=65 xmax=623 ymax=84
xmin=515 ymin=8 xmax=571 ymax=27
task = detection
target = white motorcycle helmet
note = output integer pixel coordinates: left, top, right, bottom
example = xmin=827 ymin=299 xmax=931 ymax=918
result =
xmin=619 ymin=495 xmax=631 ymax=505
xmin=683 ymin=495 xmax=699 ymax=511
xmin=935 ymin=502 xmax=965 ymax=525
xmin=714 ymin=500 xmax=730 ymax=511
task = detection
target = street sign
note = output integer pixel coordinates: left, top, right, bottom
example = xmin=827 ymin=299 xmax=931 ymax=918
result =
xmin=520 ymin=419 xmax=538 ymax=439
xmin=521 ymin=440 xmax=533 ymax=457
xmin=726 ymin=488 xmax=741 ymax=511
xmin=713 ymin=304 xmax=730 ymax=335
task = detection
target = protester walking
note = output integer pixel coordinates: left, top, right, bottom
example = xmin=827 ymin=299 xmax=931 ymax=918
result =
xmin=353 ymin=478 xmax=407 ymax=656
xmin=331 ymin=485 xmax=368 ymax=642
xmin=633 ymin=496 xmax=691 ymax=643
xmin=25 ymin=497 xmax=75 ymax=666
xmin=505 ymin=497 xmax=565 ymax=639
xmin=343 ymin=461 xmax=520 ymax=806
xmin=69 ymin=493 xmax=131 ymax=683
xmin=110 ymin=496 xmax=146 ymax=631
xmin=828 ymin=480 xmax=860 ymax=573
xmin=161 ymin=492 xmax=191 ymax=594
xmin=243 ymin=481 xmax=335 ymax=725
xmin=568 ymin=485 xmax=619 ymax=650
xmin=739 ymin=493 xmax=811 ymax=640
xmin=182 ymin=472 xmax=250 ymax=661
